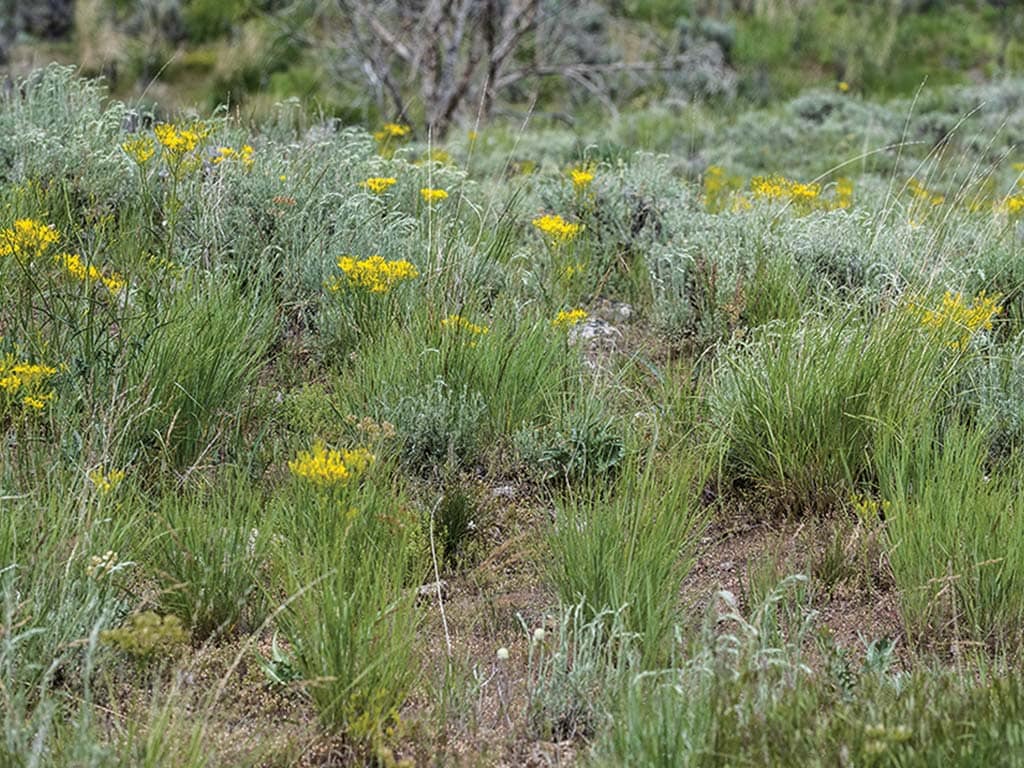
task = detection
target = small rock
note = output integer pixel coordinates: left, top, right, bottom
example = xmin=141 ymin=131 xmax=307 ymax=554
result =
xmin=568 ymin=317 xmax=621 ymax=345
xmin=417 ymin=580 xmax=449 ymax=602
xmin=491 ymin=484 xmax=518 ymax=499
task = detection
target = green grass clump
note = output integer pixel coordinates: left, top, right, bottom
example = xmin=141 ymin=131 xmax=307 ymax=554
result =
xmin=549 ymin=444 xmax=708 ymax=664
xmin=708 ymin=302 xmax=959 ymax=512
xmin=878 ymin=419 xmax=1024 ymax=650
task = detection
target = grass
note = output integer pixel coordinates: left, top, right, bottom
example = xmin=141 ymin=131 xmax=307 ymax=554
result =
xmin=4 ymin=63 xmax=1024 ymax=763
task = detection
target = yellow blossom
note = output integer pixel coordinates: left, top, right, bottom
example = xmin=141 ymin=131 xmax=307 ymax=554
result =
xmin=89 ymin=468 xmax=126 ymax=494
xmin=0 ymin=219 xmax=58 ymax=259
xmin=838 ymin=81 xmax=850 ymax=93
xmin=122 ymin=135 xmax=155 ymax=164
xmin=552 ymin=308 xmax=588 ymax=328
xmin=569 ymin=167 xmax=595 ymax=190
xmin=917 ymin=290 xmax=1002 ymax=349
xmin=154 ymin=122 xmax=208 ymax=156
xmin=441 ymin=314 xmax=489 ymax=337
xmin=0 ymin=353 xmax=57 ymax=414
xmin=420 ymin=188 xmax=449 ymax=203
xmin=56 ymin=253 xmax=125 ymax=293
xmin=532 ymin=214 xmax=582 ymax=243
xmin=330 ymin=255 xmax=419 ymax=294
xmin=288 ymin=441 xmax=375 ymax=486
xmin=751 ymin=175 xmax=821 ymax=203
xmin=373 ymin=123 xmax=410 ymax=142
xmin=998 ymin=193 xmax=1024 ymax=217
xmin=212 ymin=144 xmax=254 ymax=168
xmin=361 ymin=177 xmax=398 ymax=194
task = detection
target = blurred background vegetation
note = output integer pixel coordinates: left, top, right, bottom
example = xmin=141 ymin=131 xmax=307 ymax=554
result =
xmin=1 ymin=0 xmax=1022 ymax=132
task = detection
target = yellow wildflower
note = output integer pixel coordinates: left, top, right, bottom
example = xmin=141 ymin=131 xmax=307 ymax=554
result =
xmin=838 ymin=81 xmax=850 ymax=93
xmin=89 ymin=468 xmax=126 ymax=494
xmin=0 ymin=353 xmax=56 ymax=414
xmin=56 ymin=253 xmax=125 ymax=294
xmin=751 ymin=175 xmax=821 ymax=202
xmin=212 ymin=146 xmax=235 ymax=164
xmin=154 ymin=122 xmax=207 ymax=156
xmin=552 ymin=308 xmax=588 ymax=328
xmin=212 ymin=144 xmax=254 ymax=168
xmin=918 ymin=290 xmax=1002 ymax=349
xmin=361 ymin=177 xmax=397 ymax=194
xmin=331 ymin=255 xmax=419 ymax=294
xmin=569 ymin=167 xmax=595 ymax=190
xmin=420 ymin=188 xmax=449 ymax=203
xmin=288 ymin=441 xmax=375 ymax=486
xmin=373 ymin=123 xmax=410 ymax=141
xmin=0 ymin=219 xmax=58 ymax=259
xmin=998 ymin=193 xmax=1024 ymax=217
xmin=532 ymin=214 xmax=582 ymax=243
xmin=441 ymin=314 xmax=489 ymax=337
xmin=122 ymin=135 xmax=155 ymax=164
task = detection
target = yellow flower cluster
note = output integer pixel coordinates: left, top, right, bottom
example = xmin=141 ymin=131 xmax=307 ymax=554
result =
xmin=552 ymin=308 xmax=588 ymax=328
xmin=361 ymin=177 xmax=397 ymax=194
xmin=420 ymin=188 xmax=448 ymax=203
xmin=919 ymin=290 xmax=1002 ymax=349
xmin=569 ymin=167 xmax=595 ymax=190
xmin=0 ymin=354 xmax=57 ymax=413
xmin=212 ymin=144 xmax=254 ymax=168
xmin=56 ymin=252 xmax=125 ymax=293
xmin=441 ymin=314 xmax=489 ymax=337
xmin=849 ymin=493 xmax=890 ymax=522
xmin=532 ymin=214 xmax=582 ymax=243
xmin=288 ymin=441 xmax=375 ymax=486
xmin=998 ymin=193 xmax=1024 ymax=217
xmin=154 ymin=122 xmax=209 ymax=156
xmin=89 ymin=467 xmax=126 ymax=494
xmin=122 ymin=135 xmax=155 ymax=164
xmin=374 ymin=123 xmax=410 ymax=142
xmin=751 ymin=175 xmax=822 ymax=204
xmin=331 ymin=255 xmax=419 ymax=294
xmin=0 ymin=219 xmax=58 ymax=259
